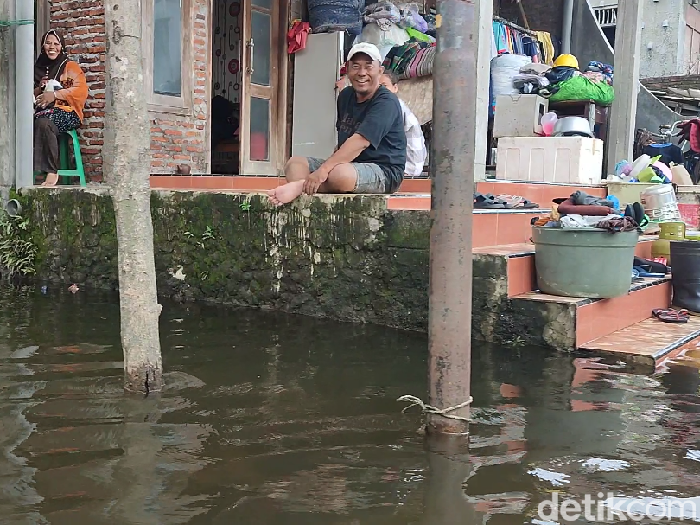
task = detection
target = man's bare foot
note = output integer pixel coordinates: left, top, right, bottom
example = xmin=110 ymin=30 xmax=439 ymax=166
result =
xmin=41 ymin=173 xmax=59 ymax=187
xmin=266 ymin=180 xmax=305 ymax=206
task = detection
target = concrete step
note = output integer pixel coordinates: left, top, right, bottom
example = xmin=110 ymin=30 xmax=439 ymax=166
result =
xmin=582 ymin=315 xmax=700 ymax=371
xmin=474 ymin=237 xmax=658 ymax=298
xmin=511 ymin=277 xmax=672 ymax=351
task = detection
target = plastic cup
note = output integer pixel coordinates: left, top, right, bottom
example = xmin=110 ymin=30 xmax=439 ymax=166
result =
xmin=541 ymin=112 xmax=558 ymax=136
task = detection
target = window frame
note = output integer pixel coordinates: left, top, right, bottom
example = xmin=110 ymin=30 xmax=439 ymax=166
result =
xmin=142 ymin=0 xmax=193 ymax=116
xmin=35 ymin=1 xmax=51 ymax=55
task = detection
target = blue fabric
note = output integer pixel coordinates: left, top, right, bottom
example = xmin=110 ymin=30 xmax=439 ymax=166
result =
xmin=308 ymin=0 xmax=365 ymax=36
xmin=493 ymin=22 xmax=507 ymax=53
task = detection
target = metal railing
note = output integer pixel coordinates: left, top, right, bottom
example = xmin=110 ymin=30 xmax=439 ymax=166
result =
xmin=593 ymin=6 xmax=618 ymax=28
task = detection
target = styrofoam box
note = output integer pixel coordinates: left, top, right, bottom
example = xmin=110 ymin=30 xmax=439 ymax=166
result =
xmin=493 ymin=94 xmax=548 ymax=138
xmin=495 ymin=137 xmax=604 ymax=185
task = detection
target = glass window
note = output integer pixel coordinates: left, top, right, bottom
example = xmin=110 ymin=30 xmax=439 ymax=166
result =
xmin=250 ymin=97 xmax=270 ymax=161
xmin=251 ymin=10 xmax=271 ymax=86
xmin=153 ymin=0 xmax=182 ymax=96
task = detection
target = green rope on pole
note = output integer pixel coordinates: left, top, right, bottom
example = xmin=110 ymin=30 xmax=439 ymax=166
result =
xmin=0 ymin=19 xmax=35 ymax=28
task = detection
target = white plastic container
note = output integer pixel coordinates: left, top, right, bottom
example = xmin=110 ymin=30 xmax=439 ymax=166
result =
xmin=495 ymin=137 xmax=604 ymax=184
xmin=493 ymin=94 xmax=548 ymax=138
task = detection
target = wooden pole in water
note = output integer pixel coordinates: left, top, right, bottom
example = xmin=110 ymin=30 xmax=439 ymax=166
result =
xmin=428 ymin=0 xmax=489 ymax=435
xmin=104 ymin=1 xmax=163 ymax=393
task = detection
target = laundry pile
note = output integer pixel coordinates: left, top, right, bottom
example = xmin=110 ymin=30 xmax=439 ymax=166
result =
xmin=531 ymin=190 xmax=646 ymax=232
xmin=355 ymin=2 xmax=436 ymax=80
xmin=516 ymin=54 xmax=615 ymax=105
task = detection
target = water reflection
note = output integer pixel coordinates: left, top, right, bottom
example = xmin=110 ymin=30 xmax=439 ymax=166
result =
xmin=0 ymin=285 xmax=698 ymax=522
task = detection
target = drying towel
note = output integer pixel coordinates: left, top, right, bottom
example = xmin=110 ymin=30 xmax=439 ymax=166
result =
xmin=535 ymin=31 xmax=555 ymax=65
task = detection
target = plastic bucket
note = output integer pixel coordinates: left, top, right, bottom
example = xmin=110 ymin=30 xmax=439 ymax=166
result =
xmin=659 ymin=221 xmax=686 ymax=240
xmin=5 ymin=199 xmax=22 ymax=217
xmin=670 ymin=240 xmax=700 ymax=312
xmin=532 ymin=226 xmax=640 ymax=298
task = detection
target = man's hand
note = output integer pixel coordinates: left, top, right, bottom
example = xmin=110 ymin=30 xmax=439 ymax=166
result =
xmin=36 ymin=91 xmax=56 ymax=109
xmin=303 ymin=168 xmax=329 ymax=195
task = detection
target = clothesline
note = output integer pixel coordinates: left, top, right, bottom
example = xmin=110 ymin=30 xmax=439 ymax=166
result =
xmin=493 ymin=16 xmax=538 ymax=37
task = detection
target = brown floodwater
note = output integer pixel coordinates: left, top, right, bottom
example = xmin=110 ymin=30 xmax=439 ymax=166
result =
xmin=1 ymin=284 xmax=700 ymax=524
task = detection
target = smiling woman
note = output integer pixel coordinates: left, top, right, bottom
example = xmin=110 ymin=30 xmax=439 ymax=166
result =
xmin=32 ymin=30 xmax=88 ymax=187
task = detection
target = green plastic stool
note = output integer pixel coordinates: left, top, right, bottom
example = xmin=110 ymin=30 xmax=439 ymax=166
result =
xmin=57 ymin=129 xmax=86 ymax=187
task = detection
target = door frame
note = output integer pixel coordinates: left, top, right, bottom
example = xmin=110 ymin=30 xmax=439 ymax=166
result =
xmin=238 ymin=0 xmax=289 ymax=176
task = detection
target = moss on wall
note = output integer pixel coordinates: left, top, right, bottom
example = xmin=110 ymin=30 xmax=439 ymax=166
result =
xmin=17 ymin=188 xmax=569 ymax=350
xmin=20 ymin=189 xmax=432 ymax=331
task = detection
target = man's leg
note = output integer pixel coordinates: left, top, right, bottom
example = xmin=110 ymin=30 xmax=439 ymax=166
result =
xmin=322 ymin=162 xmax=386 ymax=194
xmin=267 ymin=157 xmax=324 ymax=205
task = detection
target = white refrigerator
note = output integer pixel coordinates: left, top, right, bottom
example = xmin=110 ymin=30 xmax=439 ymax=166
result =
xmin=291 ymin=32 xmax=347 ymax=159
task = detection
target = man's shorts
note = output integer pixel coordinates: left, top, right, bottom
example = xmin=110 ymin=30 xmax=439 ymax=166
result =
xmin=306 ymin=157 xmax=387 ymax=194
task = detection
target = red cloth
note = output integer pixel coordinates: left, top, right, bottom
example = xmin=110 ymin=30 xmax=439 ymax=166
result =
xmin=557 ymin=199 xmax=615 ymax=216
xmin=676 ymin=119 xmax=700 ymax=153
xmin=287 ymin=21 xmax=310 ymax=54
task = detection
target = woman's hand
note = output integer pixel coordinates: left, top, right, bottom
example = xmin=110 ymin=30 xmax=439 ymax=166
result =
xmin=35 ymin=91 xmax=55 ymax=109
xmin=40 ymin=76 xmax=48 ymax=89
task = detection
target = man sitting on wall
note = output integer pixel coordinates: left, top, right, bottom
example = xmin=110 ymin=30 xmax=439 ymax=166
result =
xmin=267 ymin=42 xmax=407 ymax=206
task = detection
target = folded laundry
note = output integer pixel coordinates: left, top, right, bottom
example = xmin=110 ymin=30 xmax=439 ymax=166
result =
xmin=556 ymin=199 xmax=615 ymax=216
xmin=570 ymin=190 xmax=615 ymax=208
xmin=560 ymin=214 xmax=619 ymax=228
xmin=595 ymin=216 xmax=641 ymax=233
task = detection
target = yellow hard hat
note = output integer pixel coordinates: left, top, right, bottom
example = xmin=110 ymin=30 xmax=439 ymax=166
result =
xmin=553 ymin=53 xmax=579 ymax=69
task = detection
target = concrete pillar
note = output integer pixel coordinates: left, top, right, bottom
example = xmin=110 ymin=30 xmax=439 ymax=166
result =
xmin=0 ymin=0 xmax=16 ymax=201
xmin=606 ymin=0 xmax=643 ymax=176
xmin=474 ymin=0 xmax=494 ymax=182
xmin=15 ymin=0 xmax=34 ymax=189
xmin=640 ymin=0 xmax=686 ymax=78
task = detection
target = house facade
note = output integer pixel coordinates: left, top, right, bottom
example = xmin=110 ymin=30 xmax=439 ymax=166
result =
xmin=37 ymin=0 xmax=304 ymax=181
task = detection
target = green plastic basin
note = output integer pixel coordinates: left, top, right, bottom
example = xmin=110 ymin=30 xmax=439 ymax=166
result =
xmin=532 ymin=226 xmax=640 ymax=299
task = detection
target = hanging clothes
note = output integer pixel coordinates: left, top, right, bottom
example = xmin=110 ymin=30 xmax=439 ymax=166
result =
xmin=493 ymin=21 xmax=508 ymax=54
xmin=536 ymin=31 xmax=556 ymax=65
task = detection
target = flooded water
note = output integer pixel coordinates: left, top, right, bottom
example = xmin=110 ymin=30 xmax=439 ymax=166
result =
xmin=2 ymin=286 xmax=700 ymax=524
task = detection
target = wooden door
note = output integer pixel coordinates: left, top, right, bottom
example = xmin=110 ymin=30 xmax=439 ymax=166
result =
xmin=239 ymin=0 xmax=284 ymax=175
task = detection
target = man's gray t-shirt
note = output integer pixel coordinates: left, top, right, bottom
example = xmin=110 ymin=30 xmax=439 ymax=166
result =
xmin=336 ymin=85 xmax=407 ymax=193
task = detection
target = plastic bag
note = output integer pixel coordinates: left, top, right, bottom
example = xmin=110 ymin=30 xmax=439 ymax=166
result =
xmin=360 ymin=21 xmax=409 ymax=51
xmin=395 ymin=2 xmax=428 ymax=32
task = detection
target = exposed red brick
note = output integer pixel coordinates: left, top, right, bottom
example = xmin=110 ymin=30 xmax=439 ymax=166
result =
xmin=50 ymin=0 xmax=211 ymax=179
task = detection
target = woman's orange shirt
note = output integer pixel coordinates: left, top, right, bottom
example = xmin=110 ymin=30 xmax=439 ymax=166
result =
xmin=53 ymin=60 xmax=88 ymax=122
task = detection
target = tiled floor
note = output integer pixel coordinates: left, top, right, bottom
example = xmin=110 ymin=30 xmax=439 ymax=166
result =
xmin=581 ymin=315 xmax=700 ymax=365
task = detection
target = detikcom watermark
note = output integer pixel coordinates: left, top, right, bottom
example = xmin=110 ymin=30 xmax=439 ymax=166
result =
xmin=537 ymin=492 xmax=700 ymax=522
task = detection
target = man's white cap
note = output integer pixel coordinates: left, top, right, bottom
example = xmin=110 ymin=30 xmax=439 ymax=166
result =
xmin=346 ymin=42 xmax=382 ymax=63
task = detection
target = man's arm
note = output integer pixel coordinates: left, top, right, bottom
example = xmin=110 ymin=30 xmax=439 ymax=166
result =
xmin=318 ymin=133 xmax=370 ymax=174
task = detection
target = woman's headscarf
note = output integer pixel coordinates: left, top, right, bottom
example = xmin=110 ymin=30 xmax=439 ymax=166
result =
xmin=34 ymin=30 xmax=69 ymax=88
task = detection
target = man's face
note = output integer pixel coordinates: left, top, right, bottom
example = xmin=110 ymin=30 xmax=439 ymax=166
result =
xmin=379 ymin=75 xmax=398 ymax=94
xmin=347 ymin=54 xmax=382 ymax=96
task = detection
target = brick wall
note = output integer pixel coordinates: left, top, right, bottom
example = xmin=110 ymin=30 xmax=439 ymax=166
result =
xmin=50 ymin=0 xmax=210 ymax=179
xmin=150 ymin=0 xmax=209 ymax=174
xmin=498 ymin=0 xmax=564 ymax=39
xmin=50 ymin=0 xmax=106 ymax=181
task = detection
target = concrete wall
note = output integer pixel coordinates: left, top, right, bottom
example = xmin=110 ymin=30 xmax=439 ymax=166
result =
xmin=639 ymin=0 xmax=687 ymax=79
xmin=14 ymin=189 xmax=572 ymax=350
xmin=571 ymin=0 xmax=683 ymax=152
xmin=0 ymin=0 xmax=16 ymax=201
